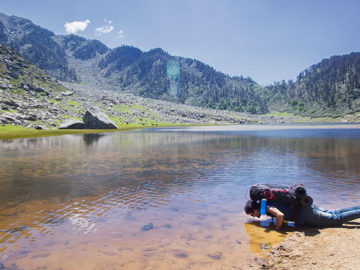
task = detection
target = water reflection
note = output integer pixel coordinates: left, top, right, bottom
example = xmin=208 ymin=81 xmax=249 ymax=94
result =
xmin=83 ymin=133 xmax=105 ymax=146
xmin=0 ymin=126 xmax=359 ymax=269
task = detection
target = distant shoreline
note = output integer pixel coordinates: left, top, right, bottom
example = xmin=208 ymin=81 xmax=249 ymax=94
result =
xmin=1 ymin=123 xmax=360 ymax=141
xmin=158 ymin=123 xmax=360 ymax=132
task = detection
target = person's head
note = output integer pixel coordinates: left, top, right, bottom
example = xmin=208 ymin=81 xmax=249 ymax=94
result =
xmin=244 ymin=200 xmax=261 ymax=218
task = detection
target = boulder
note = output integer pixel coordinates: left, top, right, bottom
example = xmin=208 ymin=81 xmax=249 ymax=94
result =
xmin=59 ymin=119 xmax=85 ymax=129
xmin=0 ymin=113 xmax=16 ymax=124
xmin=0 ymin=81 xmax=13 ymax=89
xmin=61 ymin=91 xmax=74 ymax=97
xmin=35 ymin=125 xmax=47 ymax=130
xmin=83 ymin=107 xmax=118 ymax=129
xmin=34 ymin=87 xmax=50 ymax=96
xmin=4 ymin=99 xmax=21 ymax=108
xmin=27 ymin=114 xmax=38 ymax=121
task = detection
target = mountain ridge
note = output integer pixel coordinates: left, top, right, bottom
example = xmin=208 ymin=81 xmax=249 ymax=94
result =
xmin=0 ymin=12 xmax=360 ymax=117
xmin=0 ymin=12 xmax=267 ymax=113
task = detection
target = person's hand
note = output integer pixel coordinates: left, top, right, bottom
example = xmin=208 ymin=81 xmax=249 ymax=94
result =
xmin=267 ymin=206 xmax=284 ymax=230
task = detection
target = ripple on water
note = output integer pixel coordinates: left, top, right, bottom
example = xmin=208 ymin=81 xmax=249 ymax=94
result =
xmin=0 ymin=127 xmax=360 ymax=269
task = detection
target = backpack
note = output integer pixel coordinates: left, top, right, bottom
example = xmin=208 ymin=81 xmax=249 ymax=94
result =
xmin=250 ymin=183 xmax=313 ymax=207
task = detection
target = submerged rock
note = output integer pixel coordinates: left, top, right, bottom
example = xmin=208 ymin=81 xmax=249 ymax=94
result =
xmin=207 ymin=253 xmax=222 ymax=260
xmin=174 ymin=253 xmax=188 ymax=259
xmin=141 ymin=223 xmax=154 ymax=231
xmin=83 ymin=107 xmax=118 ymax=129
xmin=59 ymin=119 xmax=85 ymax=129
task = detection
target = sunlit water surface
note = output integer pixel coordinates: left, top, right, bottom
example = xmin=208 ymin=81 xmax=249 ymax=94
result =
xmin=0 ymin=125 xmax=360 ymax=269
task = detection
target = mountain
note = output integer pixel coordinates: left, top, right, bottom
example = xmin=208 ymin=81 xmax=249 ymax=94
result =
xmin=97 ymin=46 xmax=266 ymax=112
xmin=55 ymin=34 xmax=109 ymax=60
xmin=265 ymin=53 xmax=360 ymax=116
xmin=0 ymin=12 xmax=76 ymax=81
xmin=1 ymin=12 xmax=360 ymax=117
xmin=0 ymin=12 xmax=267 ymax=114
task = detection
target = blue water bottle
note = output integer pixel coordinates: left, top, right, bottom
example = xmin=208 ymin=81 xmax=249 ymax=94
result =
xmin=260 ymin=199 xmax=267 ymax=215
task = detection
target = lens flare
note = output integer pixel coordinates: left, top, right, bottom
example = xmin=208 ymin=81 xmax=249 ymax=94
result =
xmin=166 ymin=59 xmax=180 ymax=81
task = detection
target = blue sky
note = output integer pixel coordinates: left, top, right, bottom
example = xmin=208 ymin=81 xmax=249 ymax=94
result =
xmin=1 ymin=0 xmax=360 ymax=85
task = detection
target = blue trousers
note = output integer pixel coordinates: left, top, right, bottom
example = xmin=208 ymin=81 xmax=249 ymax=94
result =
xmin=298 ymin=205 xmax=360 ymax=227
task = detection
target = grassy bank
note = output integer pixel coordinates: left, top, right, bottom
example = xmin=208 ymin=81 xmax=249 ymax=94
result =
xmin=0 ymin=125 xmax=138 ymax=140
xmin=0 ymin=122 xmax=200 ymax=140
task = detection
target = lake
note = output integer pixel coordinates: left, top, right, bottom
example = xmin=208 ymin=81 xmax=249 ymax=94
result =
xmin=1 ymin=124 xmax=360 ymax=269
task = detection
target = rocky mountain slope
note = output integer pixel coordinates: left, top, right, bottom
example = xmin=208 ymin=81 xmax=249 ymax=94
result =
xmin=0 ymin=43 xmax=79 ymax=128
xmin=3 ymin=43 xmax=298 ymax=130
xmin=94 ymin=45 xmax=266 ymax=113
xmin=0 ymin=13 xmax=76 ymax=81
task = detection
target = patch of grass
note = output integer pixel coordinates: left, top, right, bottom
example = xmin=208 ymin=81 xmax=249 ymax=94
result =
xmin=109 ymin=115 xmax=148 ymax=127
xmin=132 ymin=105 xmax=146 ymax=110
xmin=49 ymin=98 xmax=61 ymax=104
xmin=109 ymin=115 xmax=193 ymax=128
xmin=67 ymin=101 xmax=81 ymax=106
xmin=11 ymin=88 xmax=27 ymax=95
xmin=264 ymin=111 xmax=296 ymax=117
xmin=231 ymin=114 xmax=247 ymax=121
xmin=63 ymin=102 xmax=85 ymax=115
xmin=60 ymin=115 xmax=82 ymax=121
xmin=113 ymin=104 xmax=146 ymax=113
xmin=33 ymin=78 xmax=68 ymax=93
xmin=310 ymin=116 xmax=342 ymax=123
xmin=0 ymin=125 xmax=136 ymax=140
xmin=113 ymin=105 xmax=130 ymax=113
xmin=1 ymin=108 xmax=18 ymax=113
xmin=9 ymin=77 xmax=24 ymax=88
xmin=109 ymin=115 xmax=126 ymax=125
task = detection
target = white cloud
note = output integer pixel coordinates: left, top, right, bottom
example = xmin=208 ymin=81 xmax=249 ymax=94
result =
xmin=95 ymin=19 xmax=115 ymax=35
xmin=64 ymin=19 xmax=90 ymax=34
xmin=117 ymin=30 xmax=125 ymax=38
xmin=95 ymin=25 xmax=114 ymax=34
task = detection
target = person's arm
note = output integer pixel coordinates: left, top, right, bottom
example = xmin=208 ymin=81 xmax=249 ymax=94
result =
xmin=267 ymin=206 xmax=284 ymax=230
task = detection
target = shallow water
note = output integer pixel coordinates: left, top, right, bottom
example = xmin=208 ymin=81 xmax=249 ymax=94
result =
xmin=0 ymin=125 xmax=360 ymax=269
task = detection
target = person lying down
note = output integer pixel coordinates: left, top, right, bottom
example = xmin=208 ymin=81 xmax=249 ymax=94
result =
xmin=244 ymin=200 xmax=360 ymax=229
